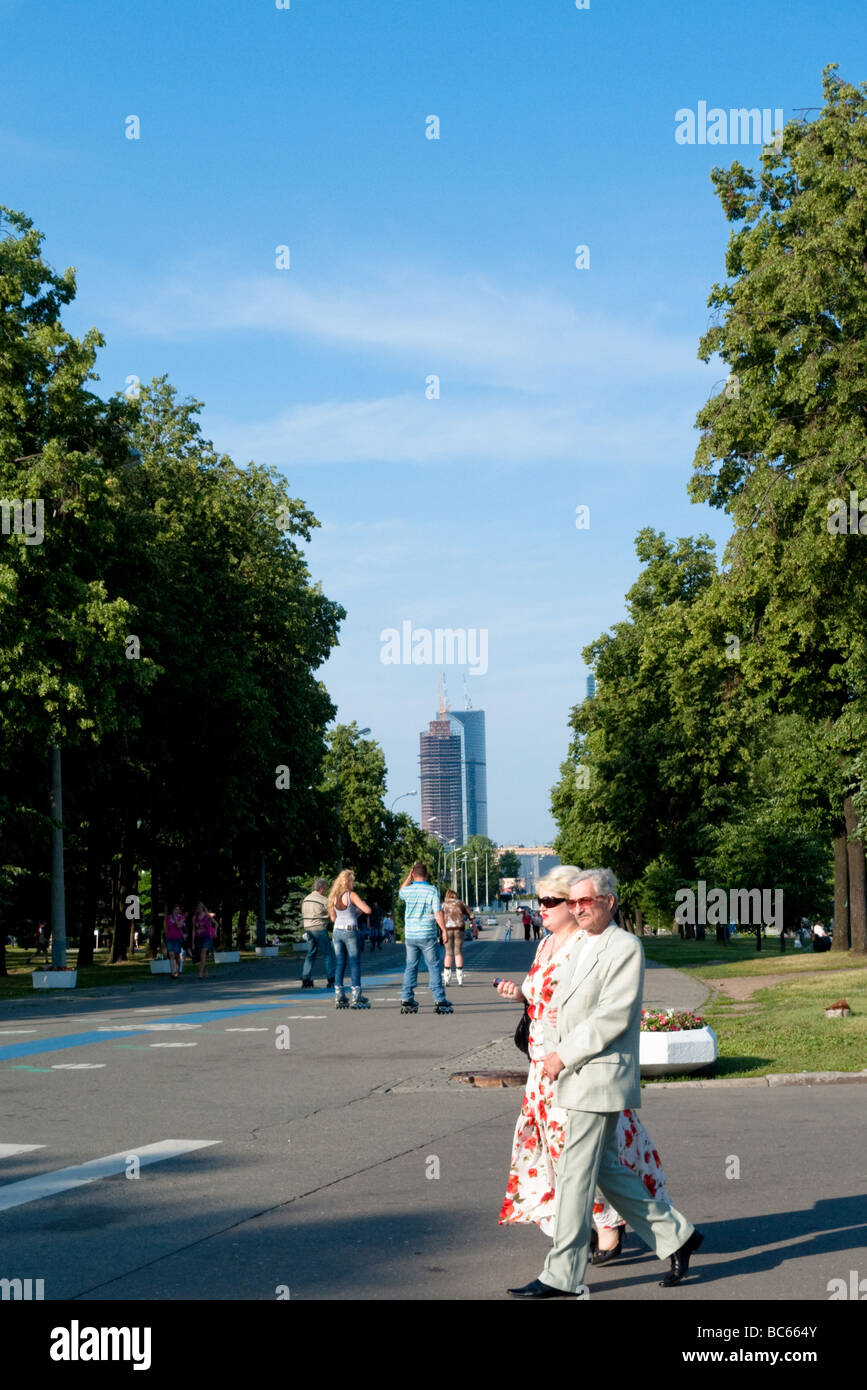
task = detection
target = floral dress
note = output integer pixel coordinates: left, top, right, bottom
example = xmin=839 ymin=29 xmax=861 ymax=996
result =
xmin=498 ymin=933 xmax=668 ymax=1236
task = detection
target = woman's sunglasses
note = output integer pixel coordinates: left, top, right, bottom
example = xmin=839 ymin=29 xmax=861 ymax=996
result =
xmin=538 ymin=896 xmax=569 ymax=909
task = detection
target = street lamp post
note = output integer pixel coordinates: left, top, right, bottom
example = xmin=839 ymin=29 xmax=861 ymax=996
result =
xmin=473 ymin=854 xmax=479 ymax=910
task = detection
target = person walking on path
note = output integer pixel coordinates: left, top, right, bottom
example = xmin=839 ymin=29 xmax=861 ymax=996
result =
xmin=369 ymin=903 xmax=384 ymax=951
xmin=522 ymin=907 xmax=533 ymax=941
xmin=382 ymin=912 xmax=395 ymax=945
xmin=164 ymin=904 xmax=186 ymax=979
xmin=499 ymin=867 xmax=670 ymax=1266
xmin=301 ymin=878 xmax=335 ymax=989
xmin=192 ymin=902 xmax=216 ymax=979
xmin=441 ymin=889 xmax=473 ymax=987
xmin=398 ymin=862 xmax=452 ymax=1014
xmin=503 ymin=867 xmax=702 ymax=1298
xmin=328 ymin=870 xmax=372 ymax=1009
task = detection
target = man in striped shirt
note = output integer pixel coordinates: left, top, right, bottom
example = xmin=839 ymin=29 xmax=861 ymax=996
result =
xmin=398 ymin=861 xmax=451 ymax=1011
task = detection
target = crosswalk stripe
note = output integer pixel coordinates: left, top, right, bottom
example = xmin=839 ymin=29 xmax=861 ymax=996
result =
xmin=149 ymin=1042 xmax=198 ymax=1048
xmin=51 ymin=1064 xmax=106 ymax=1070
xmin=0 ymin=1139 xmax=221 ymax=1212
xmin=0 ymin=1144 xmax=46 ymax=1158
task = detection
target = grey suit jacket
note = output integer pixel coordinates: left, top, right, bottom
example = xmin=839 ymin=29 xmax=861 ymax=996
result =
xmin=541 ymin=922 xmax=643 ymax=1113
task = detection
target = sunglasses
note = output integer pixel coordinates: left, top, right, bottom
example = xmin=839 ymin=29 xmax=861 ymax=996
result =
xmin=538 ymin=896 xmax=568 ymax=909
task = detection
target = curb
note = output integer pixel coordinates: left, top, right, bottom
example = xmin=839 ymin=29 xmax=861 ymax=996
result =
xmin=645 ymin=1069 xmax=867 ymax=1090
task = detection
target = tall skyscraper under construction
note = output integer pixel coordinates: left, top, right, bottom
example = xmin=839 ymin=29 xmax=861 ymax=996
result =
xmin=419 ymin=677 xmax=488 ymax=843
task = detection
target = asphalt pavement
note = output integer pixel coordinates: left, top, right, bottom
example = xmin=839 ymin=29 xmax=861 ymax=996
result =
xmin=0 ymin=922 xmax=862 ymax=1302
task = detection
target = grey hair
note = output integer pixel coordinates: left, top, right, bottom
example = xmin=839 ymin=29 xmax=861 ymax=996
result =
xmin=313 ymin=877 xmax=329 ymax=894
xmin=571 ymin=867 xmax=619 ymax=910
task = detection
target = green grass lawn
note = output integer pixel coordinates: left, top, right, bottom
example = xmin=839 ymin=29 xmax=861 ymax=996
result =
xmin=640 ymin=933 xmax=867 ymax=1080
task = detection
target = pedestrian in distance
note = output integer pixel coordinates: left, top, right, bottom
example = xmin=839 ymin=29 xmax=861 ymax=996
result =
xmin=522 ymin=907 xmax=533 ymax=941
xmin=36 ymin=920 xmax=50 ymax=961
xmin=192 ymin=902 xmax=216 ymax=979
xmin=327 ymin=870 xmax=372 ymax=1009
xmin=503 ymin=867 xmax=702 ymax=1298
xmin=164 ymin=904 xmax=186 ymax=979
xmin=300 ymin=878 xmax=336 ymax=988
xmin=441 ymin=889 xmax=473 ymax=987
xmin=398 ymin=862 xmax=452 ymax=1014
xmin=369 ymin=903 xmax=384 ymax=951
xmin=382 ymin=911 xmax=395 ymax=945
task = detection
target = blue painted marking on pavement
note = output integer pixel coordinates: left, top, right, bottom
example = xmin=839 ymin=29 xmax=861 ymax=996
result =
xmin=0 ymin=969 xmax=404 ymax=1063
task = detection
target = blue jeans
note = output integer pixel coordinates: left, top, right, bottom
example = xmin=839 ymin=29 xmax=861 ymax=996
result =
xmin=332 ymin=928 xmax=361 ymax=990
xmin=302 ymin=928 xmax=335 ymax=983
xmin=402 ymin=938 xmax=446 ymax=1003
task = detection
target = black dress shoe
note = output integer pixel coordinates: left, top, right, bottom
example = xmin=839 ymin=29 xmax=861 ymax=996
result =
xmin=590 ymin=1226 xmax=623 ymax=1265
xmin=507 ymin=1279 xmax=578 ymax=1299
xmin=660 ymin=1229 xmax=704 ymax=1287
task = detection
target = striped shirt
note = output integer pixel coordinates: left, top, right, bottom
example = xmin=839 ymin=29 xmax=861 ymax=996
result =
xmin=399 ymin=881 xmax=442 ymax=942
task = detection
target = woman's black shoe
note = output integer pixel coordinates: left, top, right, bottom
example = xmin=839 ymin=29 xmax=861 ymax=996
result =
xmin=590 ymin=1227 xmax=623 ymax=1265
xmin=660 ymin=1230 xmax=704 ymax=1286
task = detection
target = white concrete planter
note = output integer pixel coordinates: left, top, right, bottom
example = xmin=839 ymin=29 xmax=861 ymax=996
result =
xmin=213 ymin=950 xmax=240 ymax=964
xmin=149 ymin=960 xmax=173 ymax=974
xmin=640 ymin=1025 xmax=717 ymax=1077
xmin=32 ymin=970 xmax=77 ymax=989
xmin=255 ymin=946 xmax=279 ymax=957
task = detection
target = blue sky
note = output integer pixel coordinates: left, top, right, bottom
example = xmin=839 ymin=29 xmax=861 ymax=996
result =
xmin=2 ymin=0 xmax=863 ymax=843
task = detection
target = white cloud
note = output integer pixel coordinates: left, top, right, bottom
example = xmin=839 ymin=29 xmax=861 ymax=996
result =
xmin=207 ymin=391 xmax=693 ymax=467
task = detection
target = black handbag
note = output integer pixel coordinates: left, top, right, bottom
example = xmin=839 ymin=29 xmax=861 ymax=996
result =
xmin=514 ymin=1003 xmax=531 ymax=1056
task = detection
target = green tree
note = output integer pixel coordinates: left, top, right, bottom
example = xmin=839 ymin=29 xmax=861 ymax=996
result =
xmin=691 ymin=66 xmax=867 ymax=952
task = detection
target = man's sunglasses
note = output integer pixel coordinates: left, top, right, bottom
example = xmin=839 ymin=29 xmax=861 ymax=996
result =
xmin=538 ymin=894 xmax=607 ymax=910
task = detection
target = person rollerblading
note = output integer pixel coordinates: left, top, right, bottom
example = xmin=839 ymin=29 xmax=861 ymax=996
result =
xmin=400 ymin=997 xmax=419 ymax=1014
xmin=327 ymin=869 xmax=372 ymax=1014
xmin=398 ymin=861 xmax=452 ymax=1014
xmin=435 ymin=999 xmax=454 ymax=1014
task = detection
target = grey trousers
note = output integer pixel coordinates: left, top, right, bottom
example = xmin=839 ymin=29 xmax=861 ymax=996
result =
xmin=541 ymin=1110 xmax=694 ymax=1293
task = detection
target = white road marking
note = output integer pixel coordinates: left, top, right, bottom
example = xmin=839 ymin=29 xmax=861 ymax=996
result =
xmin=0 ymin=1139 xmax=221 ymax=1212
xmin=288 ymin=1016 xmax=326 ymax=1020
xmin=51 ymin=1064 xmax=106 ymax=1070
xmin=0 ymin=1144 xmax=46 ymax=1158
xmin=224 ymin=1027 xmax=268 ymax=1032
xmin=97 ymin=1023 xmax=201 ymax=1032
xmin=149 ymin=1042 xmax=198 ymax=1048
xmin=0 ymin=1029 xmax=39 ymax=1036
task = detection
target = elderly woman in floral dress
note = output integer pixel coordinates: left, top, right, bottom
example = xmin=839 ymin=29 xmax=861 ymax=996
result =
xmin=498 ymin=866 xmax=668 ymax=1264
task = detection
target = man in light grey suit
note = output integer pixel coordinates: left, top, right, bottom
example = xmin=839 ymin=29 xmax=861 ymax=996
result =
xmin=508 ymin=868 xmax=703 ymax=1298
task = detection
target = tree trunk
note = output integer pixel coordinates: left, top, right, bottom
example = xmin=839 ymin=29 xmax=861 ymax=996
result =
xmin=150 ymin=860 xmax=163 ymax=958
xmin=844 ymin=794 xmax=867 ymax=955
xmin=219 ymin=897 xmax=235 ymax=950
xmin=110 ymin=818 xmax=135 ymax=962
xmin=237 ymin=906 xmax=249 ymax=951
xmin=76 ymin=819 xmax=101 ymax=970
xmin=49 ymin=745 xmax=68 ymax=969
xmin=634 ymin=906 xmax=645 ymax=937
xmin=832 ymin=821 xmax=850 ymax=952
xmin=755 ymin=927 xmax=762 ymax=952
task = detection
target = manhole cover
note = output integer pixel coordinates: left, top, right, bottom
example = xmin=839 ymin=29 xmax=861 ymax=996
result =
xmin=450 ymin=1069 xmax=527 ymax=1088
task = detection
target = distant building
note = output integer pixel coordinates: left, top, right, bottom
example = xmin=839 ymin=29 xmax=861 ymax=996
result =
xmin=586 ymin=673 xmax=596 ymax=699
xmin=419 ymin=677 xmax=488 ymax=843
xmin=447 ymin=709 xmax=488 ymax=838
xmin=419 ymin=716 xmax=463 ymax=844
xmin=497 ymin=846 xmax=560 ymax=898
